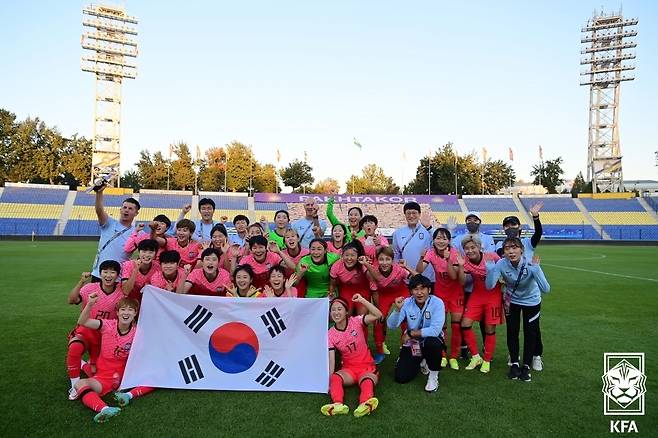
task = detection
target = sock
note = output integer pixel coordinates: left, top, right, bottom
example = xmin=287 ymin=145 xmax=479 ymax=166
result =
xmin=80 ymin=386 xmax=107 ymax=413
xmin=67 ymin=341 xmax=85 ymax=378
xmin=429 ymin=370 xmax=439 ymax=379
xmin=329 ymin=373 xmax=344 ymax=404
xmin=81 ymin=361 xmax=93 ymax=377
xmin=358 ymin=378 xmax=375 ymax=404
xmin=484 ymin=333 xmax=496 ymax=362
xmin=462 ymin=327 xmax=479 ymax=356
xmin=450 ymin=322 xmax=462 ymax=359
xmin=70 ymin=377 xmax=80 ymax=387
xmin=129 ymin=386 xmax=156 ymax=399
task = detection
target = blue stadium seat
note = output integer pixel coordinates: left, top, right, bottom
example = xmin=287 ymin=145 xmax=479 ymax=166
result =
xmin=0 ymin=218 xmax=58 ymax=235
xmin=463 ymin=197 xmax=517 ymax=212
xmin=602 ymin=225 xmax=658 ymax=240
xmin=580 ymin=198 xmax=645 ymax=212
xmin=0 ymin=187 xmax=68 ymax=204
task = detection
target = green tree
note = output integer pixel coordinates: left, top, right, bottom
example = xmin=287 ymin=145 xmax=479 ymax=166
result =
xmin=198 ymin=146 xmax=227 ymax=191
xmin=313 ymin=177 xmax=340 ymax=194
xmin=345 ymin=164 xmax=399 ymax=194
xmin=0 ymin=109 xmax=18 ymax=185
xmin=570 ymin=171 xmax=588 ymax=195
xmin=531 ymin=157 xmax=565 ymax=194
xmin=136 ymin=150 xmax=168 ymax=189
xmin=280 ymin=159 xmax=314 ymax=192
xmin=61 ymin=135 xmax=92 ymax=187
xmin=253 ymin=163 xmax=279 ymax=193
xmin=7 ymin=117 xmax=47 ymax=183
xmin=170 ymin=142 xmax=196 ymax=190
xmin=121 ymin=169 xmax=141 ymax=191
xmin=482 ymin=159 xmax=516 ymax=194
xmin=225 ymin=141 xmax=256 ymax=192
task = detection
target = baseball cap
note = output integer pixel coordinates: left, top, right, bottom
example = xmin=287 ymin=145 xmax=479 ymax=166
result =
xmin=502 ymin=215 xmax=521 ymax=226
xmin=465 ymin=211 xmax=481 ymax=221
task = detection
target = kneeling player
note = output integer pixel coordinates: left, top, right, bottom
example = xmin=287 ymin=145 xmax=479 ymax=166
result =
xmin=73 ymin=294 xmax=141 ymax=423
xmin=322 ymin=294 xmax=382 ymax=418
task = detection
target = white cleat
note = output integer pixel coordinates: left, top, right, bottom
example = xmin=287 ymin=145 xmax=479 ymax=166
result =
xmin=425 ymin=371 xmax=439 ymax=392
xmin=532 ymin=355 xmax=543 ymax=371
xmin=68 ymin=387 xmax=78 ymax=401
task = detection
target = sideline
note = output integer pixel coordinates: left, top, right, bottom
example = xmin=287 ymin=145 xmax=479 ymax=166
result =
xmin=542 ymin=262 xmax=658 ymax=283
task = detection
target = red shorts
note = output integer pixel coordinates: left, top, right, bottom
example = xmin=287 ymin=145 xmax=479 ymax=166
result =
xmin=69 ymin=325 xmax=101 ymax=362
xmin=339 ymin=364 xmax=378 ymax=383
xmin=92 ymin=367 xmax=123 ymax=396
xmin=436 ymin=290 xmax=464 ymax=315
xmin=339 ymin=288 xmax=371 ymax=311
xmin=464 ymin=292 xmax=503 ymax=325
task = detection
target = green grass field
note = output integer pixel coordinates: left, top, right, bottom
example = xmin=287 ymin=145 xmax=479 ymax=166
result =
xmin=1 ymin=242 xmax=656 ymax=437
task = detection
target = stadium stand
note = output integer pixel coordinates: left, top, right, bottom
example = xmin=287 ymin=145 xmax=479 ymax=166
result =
xmin=2 ymin=183 xmax=658 ymax=240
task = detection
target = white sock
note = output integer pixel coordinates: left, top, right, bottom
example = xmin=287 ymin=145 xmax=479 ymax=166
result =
xmin=126 ymin=392 xmax=133 ymax=400
xmin=429 ymin=370 xmax=439 ymax=379
xmin=70 ymin=377 xmax=80 ymax=387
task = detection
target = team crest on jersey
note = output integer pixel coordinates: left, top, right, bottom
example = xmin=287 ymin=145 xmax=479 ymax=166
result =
xmin=351 ymin=330 xmax=358 ymax=337
xmin=189 ymin=251 xmax=196 ymax=258
xmin=424 ymin=311 xmax=431 ymax=319
xmin=419 ymin=233 xmax=424 ymax=240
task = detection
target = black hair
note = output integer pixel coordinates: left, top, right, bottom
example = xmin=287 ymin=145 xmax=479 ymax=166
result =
xmin=332 ymin=223 xmax=348 ymax=242
xmin=342 ymin=240 xmax=365 ymax=258
xmin=198 ymin=198 xmax=216 ymax=210
xmin=249 ymin=235 xmax=269 ymax=249
xmin=176 ymin=218 xmax=196 ymax=233
xmin=502 ymin=215 xmax=521 ymax=226
xmin=233 ymin=264 xmax=254 ymax=280
xmin=137 ymin=238 xmax=159 ymax=253
xmin=274 ymin=210 xmax=290 ymax=221
xmin=123 ymin=197 xmax=141 ymax=210
xmin=99 ymin=259 xmax=121 ymax=273
xmin=330 ymin=296 xmax=350 ymax=312
xmin=433 ymin=227 xmax=452 ymax=240
xmin=210 ymin=223 xmax=228 ymax=238
xmin=233 ymin=214 xmax=250 ymax=225
xmin=359 ymin=214 xmax=378 ymax=228
xmin=309 ymin=238 xmax=328 ymax=264
xmin=201 ymin=248 xmax=222 ymax=260
xmin=403 ymin=201 xmax=421 ymax=213
xmin=408 ymin=274 xmax=432 ymax=291
xmin=502 ymin=236 xmax=524 ymax=250
xmin=159 ymin=250 xmax=181 ymax=264
xmin=248 ymin=222 xmax=264 ymax=231
xmin=152 ymin=214 xmax=171 ymax=229
xmin=347 ymin=206 xmax=363 ymax=217
xmin=268 ymin=265 xmax=287 ymax=277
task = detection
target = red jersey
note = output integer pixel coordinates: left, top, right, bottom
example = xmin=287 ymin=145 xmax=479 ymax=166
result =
xmin=96 ymin=318 xmax=137 ymax=372
xmin=328 ymin=315 xmax=374 ymax=369
xmin=423 ymin=247 xmax=461 ymax=297
xmin=79 ymin=283 xmax=124 ymax=320
xmin=239 ymin=252 xmax=283 ymax=290
xmin=166 ymin=237 xmax=202 ymax=267
xmin=375 ymin=264 xmax=409 ymax=297
xmin=464 ymin=252 xmax=501 ymax=298
xmin=326 ymin=241 xmax=344 ymax=256
xmin=330 ymin=260 xmax=373 ymax=291
xmin=121 ymin=260 xmax=157 ymax=300
xmin=185 ymin=268 xmax=231 ymax=296
xmin=357 ymin=235 xmax=389 ymax=265
xmin=149 ymin=267 xmax=186 ymax=292
xmin=123 ymin=231 xmax=165 ymax=258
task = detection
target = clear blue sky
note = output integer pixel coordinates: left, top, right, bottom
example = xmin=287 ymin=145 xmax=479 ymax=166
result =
xmin=2 ymin=0 xmax=657 ymax=190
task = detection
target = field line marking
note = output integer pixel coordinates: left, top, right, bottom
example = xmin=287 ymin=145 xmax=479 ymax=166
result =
xmin=543 ymin=263 xmax=658 ymax=283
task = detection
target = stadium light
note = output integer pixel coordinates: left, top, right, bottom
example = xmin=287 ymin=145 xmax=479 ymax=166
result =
xmin=81 ymin=4 xmax=138 ymax=187
xmin=580 ymin=9 xmax=637 ymax=193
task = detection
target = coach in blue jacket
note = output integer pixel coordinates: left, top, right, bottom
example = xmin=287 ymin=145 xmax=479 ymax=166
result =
xmin=387 ymin=274 xmax=445 ymax=392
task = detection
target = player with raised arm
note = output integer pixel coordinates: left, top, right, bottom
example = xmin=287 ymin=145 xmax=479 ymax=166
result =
xmin=486 ymin=237 xmax=550 ymax=382
xmin=148 ymin=250 xmax=186 ymax=292
xmin=73 ymin=294 xmax=139 ymax=423
xmin=327 ymin=223 xmax=348 ymax=255
xmin=263 ymin=267 xmax=298 ymax=298
xmin=264 ymin=210 xmax=290 ymax=250
xmin=326 ymin=196 xmax=365 ymax=242
xmin=322 ymin=294 xmax=383 ymax=418
xmin=121 ymin=239 xmax=158 ymax=301
xmin=177 ymin=248 xmax=230 ymax=296
xmin=357 ymin=215 xmax=388 ymax=265
xmin=123 ymin=215 xmax=170 ymax=256
xmin=292 ymin=198 xmax=328 ymax=249
xmin=232 ymin=236 xmax=283 ymax=289
xmin=167 ymin=219 xmax=203 ymax=268
xmin=175 ymin=198 xmax=217 ymax=243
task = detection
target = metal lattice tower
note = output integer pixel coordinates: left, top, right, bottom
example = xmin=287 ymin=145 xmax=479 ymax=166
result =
xmin=81 ymin=4 xmax=138 ymax=185
xmin=580 ymin=10 xmax=637 ymax=193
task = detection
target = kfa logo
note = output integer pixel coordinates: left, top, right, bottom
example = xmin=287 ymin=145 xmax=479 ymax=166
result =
xmin=602 ymin=353 xmax=646 ymax=416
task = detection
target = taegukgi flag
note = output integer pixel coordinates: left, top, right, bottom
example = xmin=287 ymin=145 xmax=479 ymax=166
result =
xmin=121 ymin=286 xmax=330 ymax=393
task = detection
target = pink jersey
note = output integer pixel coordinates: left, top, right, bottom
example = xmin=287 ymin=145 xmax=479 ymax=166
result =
xmin=149 ymin=267 xmax=186 ymax=292
xmin=185 ymin=267 xmax=231 ymax=296
xmin=464 ymin=252 xmax=501 ymax=298
xmin=121 ymin=260 xmax=157 ymax=300
xmin=123 ymin=230 xmax=166 ymax=259
xmin=96 ymin=319 xmax=137 ymax=371
xmin=328 ymin=315 xmax=374 ymax=369
xmin=423 ymin=247 xmax=461 ymax=297
xmin=261 ymin=285 xmax=298 ymax=298
xmin=330 ymin=260 xmax=374 ymax=290
xmin=375 ymin=264 xmax=409 ymax=296
xmin=79 ymin=283 xmax=124 ymax=320
xmin=239 ymin=252 xmax=283 ymax=289
xmin=166 ymin=237 xmax=202 ymax=267
xmin=357 ymin=235 xmax=389 ymax=265
xmin=326 ymin=241 xmax=345 ymax=255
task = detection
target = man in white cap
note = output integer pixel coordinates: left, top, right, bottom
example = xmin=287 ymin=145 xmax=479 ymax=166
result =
xmin=451 ymin=211 xmax=495 ymax=254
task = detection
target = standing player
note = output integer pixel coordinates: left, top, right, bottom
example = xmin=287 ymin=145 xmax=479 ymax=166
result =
xmin=458 ymin=236 xmax=501 ymax=373
xmin=387 ymin=274 xmax=445 ymax=392
xmin=73 ymin=294 xmax=140 ymax=423
xmin=149 ymin=250 xmax=186 ymax=292
xmin=123 ymin=215 xmax=170 ymax=256
xmin=415 ymin=228 xmax=463 ymax=370
xmin=167 ymin=219 xmax=203 ymax=268
xmin=328 ymin=240 xmax=379 ymax=312
xmin=326 ymin=196 xmax=365 ymax=242
xmin=282 ymin=228 xmax=309 ymax=296
xmin=357 ymin=215 xmax=388 ymax=265
xmin=121 ymin=239 xmax=159 ymax=301
xmin=451 ymin=212 xmax=496 ymax=254
xmin=229 ymin=214 xmax=250 ymax=247
xmin=264 ymin=210 xmax=290 ymax=250
xmin=327 ymin=223 xmax=348 ymax=255
xmin=292 ymin=198 xmax=328 ymax=249
xmin=322 ymin=294 xmax=383 ymax=417
xmin=296 ymin=238 xmax=340 ymax=298
xmin=392 ymin=202 xmax=435 ymax=281
xmin=486 ymin=237 xmax=550 ymax=382
xmin=177 ymin=248 xmax=231 ymax=296
xmin=66 ymin=261 xmax=123 ymax=400
xmin=90 ymin=183 xmax=139 ymax=282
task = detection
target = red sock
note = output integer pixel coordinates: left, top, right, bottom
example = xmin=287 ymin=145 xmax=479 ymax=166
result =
xmin=130 ymin=386 xmax=156 ymax=399
xmin=484 ymin=333 xmax=496 ymax=362
xmin=67 ymin=341 xmax=85 ymax=378
xmin=358 ymin=378 xmax=375 ymax=404
xmin=462 ymin=327 xmax=479 ymax=356
xmin=450 ymin=322 xmax=462 ymax=359
xmin=79 ymin=386 xmax=107 ymax=413
xmin=374 ymin=321 xmax=385 ymax=353
xmin=329 ymin=373 xmax=344 ymax=404
xmin=81 ymin=362 xmax=93 ymax=377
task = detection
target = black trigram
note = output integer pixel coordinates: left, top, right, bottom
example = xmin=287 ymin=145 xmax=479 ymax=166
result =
xmin=178 ymin=354 xmax=204 ymax=384
xmin=260 ymin=307 xmax=286 ymax=338
xmin=255 ymin=360 xmax=285 ymax=387
xmin=184 ymin=305 xmax=213 ymax=333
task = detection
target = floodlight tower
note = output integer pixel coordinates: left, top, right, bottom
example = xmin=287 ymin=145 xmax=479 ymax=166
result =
xmin=81 ymin=4 xmax=138 ymax=186
xmin=580 ymin=10 xmax=637 ymax=193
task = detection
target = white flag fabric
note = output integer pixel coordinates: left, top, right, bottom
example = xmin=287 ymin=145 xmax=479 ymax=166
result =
xmin=121 ymin=286 xmax=329 ymax=393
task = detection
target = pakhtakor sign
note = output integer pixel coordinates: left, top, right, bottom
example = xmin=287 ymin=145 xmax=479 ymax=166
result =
xmin=254 ymin=193 xmax=458 ymax=205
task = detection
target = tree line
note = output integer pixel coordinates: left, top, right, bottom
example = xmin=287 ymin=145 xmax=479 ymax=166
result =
xmin=1 ymin=108 xmax=579 ymax=194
